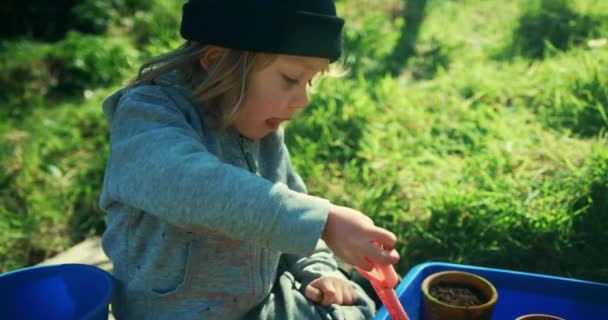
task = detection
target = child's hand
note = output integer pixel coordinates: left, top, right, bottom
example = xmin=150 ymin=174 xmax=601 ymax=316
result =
xmin=304 ymin=276 xmax=356 ymax=306
xmin=322 ymin=204 xmax=400 ymax=271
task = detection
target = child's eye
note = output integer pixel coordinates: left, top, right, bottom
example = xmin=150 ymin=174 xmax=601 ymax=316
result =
xmin=282 ymin=74 xmax=300 ymax=86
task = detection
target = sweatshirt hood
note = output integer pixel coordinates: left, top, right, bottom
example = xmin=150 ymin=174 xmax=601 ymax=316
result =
xmin=102 ymin=72 xmax=189 ymax=129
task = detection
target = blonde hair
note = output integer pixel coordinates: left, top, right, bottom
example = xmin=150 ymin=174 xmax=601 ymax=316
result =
xmin=129 ymin=41 xmax=274 ymax=128
xmin=129 ymin=41 xmax=344 ymax=128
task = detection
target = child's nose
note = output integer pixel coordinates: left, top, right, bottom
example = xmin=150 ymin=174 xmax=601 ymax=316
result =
xmin=291 ymin=88 xmax=309 ymax=109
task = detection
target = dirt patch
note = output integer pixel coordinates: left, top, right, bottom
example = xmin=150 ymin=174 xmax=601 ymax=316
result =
xmin=429 ymin=281 xmax=488 ymax=307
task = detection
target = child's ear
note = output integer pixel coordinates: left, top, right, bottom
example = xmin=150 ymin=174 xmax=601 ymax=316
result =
xmin=200 ymin=46 xmax=227 ymax=71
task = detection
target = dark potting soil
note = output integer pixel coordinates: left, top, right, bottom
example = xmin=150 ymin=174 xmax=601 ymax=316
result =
xmin=429 ymin=282 xmax=488 ymax=307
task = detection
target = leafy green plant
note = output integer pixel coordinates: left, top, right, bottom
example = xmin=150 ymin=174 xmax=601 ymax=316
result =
xmin=47 ymin=32 xmax=136 ymax=95
xmin=0 ymin=41 xmax=53 ymax=119
xmin=130 ymin=0 xmax=182 ymax=57
xmin=1 ymin=0 xmax=75 ymax=41
xmin=112 ymin=0 xmax=154 ymax=15
xmin=0 ymin=94 xmax=109 ymax=272
xmin=0 ymin=32 xmax=136 ymax=119
xmin=0 ymin=0 xmax=153 ymax=41
xmin=69 ymin=0 xmax=117 ymax=35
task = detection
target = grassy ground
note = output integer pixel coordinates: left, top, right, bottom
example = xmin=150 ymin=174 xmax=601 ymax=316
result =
xmin=1 ymin=0 xmax=607 ymax=282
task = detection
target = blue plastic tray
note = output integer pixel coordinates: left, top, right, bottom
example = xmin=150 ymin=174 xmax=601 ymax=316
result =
xmin=374 ymin=262 xmax=608 ymax=320
xmin=0 ymin=264 xmax=114 ymax=320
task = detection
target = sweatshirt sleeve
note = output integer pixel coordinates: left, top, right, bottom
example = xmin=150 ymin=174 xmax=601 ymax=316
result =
xmin=280 ymin=240 xmax=345 ymax=287
xmin=279 ymin=142 xmax=342 ymax=284
xmin=100 ymin=86 xmax=329 ymax=255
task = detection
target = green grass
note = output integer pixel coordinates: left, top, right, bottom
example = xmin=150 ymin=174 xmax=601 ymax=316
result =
xmin=1 ymin=0 xmax=607 ymax=284
xmin=0 ymin=89 xmax=112 ymax=271
xmin=288 ymin=0 xmax=608 ymax=281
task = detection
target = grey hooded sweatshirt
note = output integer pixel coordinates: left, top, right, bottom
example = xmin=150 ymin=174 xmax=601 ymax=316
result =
xmin=99 ymin=73 xmax=375 ymax=319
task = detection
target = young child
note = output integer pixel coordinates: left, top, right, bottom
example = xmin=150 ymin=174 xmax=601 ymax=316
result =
xmin=99 ymin=0 xmax=400 ymax=319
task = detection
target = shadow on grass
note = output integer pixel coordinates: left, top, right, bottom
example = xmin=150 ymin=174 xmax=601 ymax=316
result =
xmin=494 ymin=0 xmax=606 ymax=60
xmin=381 ymin=0 xmax=428 ymax=76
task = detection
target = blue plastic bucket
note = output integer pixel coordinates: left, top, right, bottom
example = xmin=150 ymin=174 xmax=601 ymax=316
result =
xmin=374 ymin=262 xmax=608 ymax=320
xmin=0 ymin=263 xmax=114 ymax=320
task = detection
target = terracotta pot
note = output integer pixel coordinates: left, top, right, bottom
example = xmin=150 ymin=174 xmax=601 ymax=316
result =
xmin=421 ymin=270 xmax=498 ymax=320
xmin=515 ymin=314 xmax=565 ymax=320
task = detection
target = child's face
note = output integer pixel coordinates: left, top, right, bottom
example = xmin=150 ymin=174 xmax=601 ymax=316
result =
xmin=232 ymin=54 xmax=329 ymax=140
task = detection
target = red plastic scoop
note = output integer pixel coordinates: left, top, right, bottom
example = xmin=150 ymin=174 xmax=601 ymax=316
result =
xmin=355 ymin=259 xmax=409 ymax=320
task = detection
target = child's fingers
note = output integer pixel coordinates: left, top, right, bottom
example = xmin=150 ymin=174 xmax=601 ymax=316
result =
xmin=342 ymin=283 xmax=356 ymax=305
xmin=332 ymin=288 xmax=343 ymax=306
xmin=365 ymin=240 xmax=400 ymax=265
xmin=319 ymin=280 xmax=338 ymax=306
xmin=372 ymin=226 xmax=397 ymax=250
xmin=304 ymin=285 xmax=323 ymax=303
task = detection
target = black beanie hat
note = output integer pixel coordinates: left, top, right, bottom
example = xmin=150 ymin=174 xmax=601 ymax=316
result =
xmin=180 ymin=0 xmax=344 ymax=62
